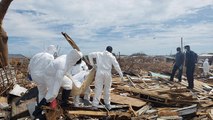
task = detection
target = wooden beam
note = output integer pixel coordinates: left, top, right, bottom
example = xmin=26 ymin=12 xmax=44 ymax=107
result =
xmin=68 ymin=110 xmax=131 ymax=117
xmin=110 ymin=93 xmax=146 ymax=107
xmin=116 ymin=85 xmax=199 ymax=105
xmin=116 ymin=85 xmax=171 ymax=100
xmin=61 ymin=32 xmax=80 ymax=51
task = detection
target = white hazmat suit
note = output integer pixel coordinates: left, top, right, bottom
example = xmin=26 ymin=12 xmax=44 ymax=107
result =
xmin=203 ymin=59 xmax=210 ymax=76
xmin=28 ymin=45 xmax=57 ymax=102
xmin=29 ymin=48 xmax=82 ymax=118
xmin=69 ymin=60 xmax=91 ymax=106
xmin=88 ymin=48 xmax=123 ymax=110
xmin=44 ymin=49 xmax=83 ymax=102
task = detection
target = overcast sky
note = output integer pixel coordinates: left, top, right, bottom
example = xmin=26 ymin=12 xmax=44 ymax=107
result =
xmin=3 ymin=0 xmax=213 ymax=57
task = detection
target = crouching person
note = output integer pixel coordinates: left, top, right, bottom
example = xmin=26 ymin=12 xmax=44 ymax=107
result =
xmin=29 ymin=49 xmax=83 ymax=119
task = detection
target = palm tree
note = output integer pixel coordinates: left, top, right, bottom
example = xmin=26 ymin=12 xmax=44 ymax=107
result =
xmin=0 ymin=0 xmax=13 ymax=67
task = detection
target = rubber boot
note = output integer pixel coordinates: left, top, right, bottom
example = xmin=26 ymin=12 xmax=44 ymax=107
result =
xmin=61 ymin=89 xmax=71 ymax=108
xmin=33 ymin=98 xmax=48 ymax=118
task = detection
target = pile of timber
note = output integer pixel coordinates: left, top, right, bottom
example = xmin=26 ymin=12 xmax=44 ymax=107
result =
xmin=63 ymin=72 xmax=213 ymax=120
xmin=1 ymin=68 xmax=213 ymax=119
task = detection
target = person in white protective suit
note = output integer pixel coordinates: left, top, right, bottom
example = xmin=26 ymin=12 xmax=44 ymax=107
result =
xmin=88 ymin=46 xmax=124 ymax=110
xmin=28 ymin=45 xmax=57 ymax=102
xmin=203 ymin=58 xmax=210 ymax=77
xmin=30 ymin=49 xmax=82 ymax=118
xmin=69 ymin=59 xmax=91 ymax=107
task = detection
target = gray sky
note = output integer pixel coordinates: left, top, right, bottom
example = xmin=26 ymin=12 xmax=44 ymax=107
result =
xmin=4 ymin=0 xmax=213 ymax=57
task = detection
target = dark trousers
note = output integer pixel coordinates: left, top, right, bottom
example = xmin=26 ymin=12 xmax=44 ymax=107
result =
xmin=170 ymin=64 xmax=183 ymax=81
xmin=186 ymin=66 xmax=195 ymax=89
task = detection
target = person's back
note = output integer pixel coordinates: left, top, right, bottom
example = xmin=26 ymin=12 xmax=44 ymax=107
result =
xmin=185 ymin=50 xmax=197 ymax=68
xmin=89 ymin=46 xmax=123 ymax=110
xmin=184 ymin=45 xmax=197 ymax=89
xmin=45 ymin=55 xmax=66 ymax=77
xmin=175 ymin=51 xmax=184 ymax=67
xmin=29 ymin=52 xmax=54 ymax=77
xmin=95 ymin=51 xmax=115 ymax=71
xmin=29 ymin=45 xmax=57 ymax=78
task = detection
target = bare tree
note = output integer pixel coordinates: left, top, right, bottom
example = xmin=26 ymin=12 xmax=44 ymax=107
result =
xmin=0 ymin=0 xmax=13 ymax=67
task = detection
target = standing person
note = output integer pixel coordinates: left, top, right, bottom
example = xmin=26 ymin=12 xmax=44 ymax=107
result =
xmin=202 ymin=58 xmax=210 ymax=77
xmin=29 ymin=49 xmax=82 ymax=119
xmin=69 ymin=59 xmax=91 ymax=107
xmin=170 ymin=47 xmax=184 ymax=82
xmin=88 ymin=46 xmax=124 ymax=110
xmin=184 ymin=45 xmax=197 ymax=89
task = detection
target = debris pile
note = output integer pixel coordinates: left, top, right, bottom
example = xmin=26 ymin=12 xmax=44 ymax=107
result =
xmin=0 ymin=54 xmax=213 ymax=120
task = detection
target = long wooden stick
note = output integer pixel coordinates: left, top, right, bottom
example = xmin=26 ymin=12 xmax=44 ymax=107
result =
xmin=61 ymin=32 xmax=92 ymax=69
xmin=61 ymin=32 xmax=80 ymax=51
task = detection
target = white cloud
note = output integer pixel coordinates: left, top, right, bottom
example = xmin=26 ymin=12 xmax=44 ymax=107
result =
xmin=3 ymin=0 xmax=213 ymax=56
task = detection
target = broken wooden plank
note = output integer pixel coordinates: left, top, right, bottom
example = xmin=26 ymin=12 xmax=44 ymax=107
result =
xmin=157 ymin=116 xmax=182 ymax=120
xmin=174 ymin=104 xmax=198 ymax=116
xmin=110 ymin=93 xmax=146 ymax=107
xmin=116 ymin=85 xmax=199 ymax=105
xmin=208 ymin=109 xmax=213 ymax=120
xmin=61 ymin=32 xmax=92 ymax=68
xmin=200 ymin=100 xmax=213 ymax=108
xmin=73 ymin=104 xmax=129 ymax=110
xmin=61 ymin=32 xmax=80 ymax=51
xmin=158 ymin=108 xmax=178 ymax=117
xmin=129 ymin=104 xmax=137 ymax=117
xmin=207 ymin=113 xmax=213 ymax=120
xmin=136 ymin=103 xmax=151 ymax=116
xmin=67 ymin=110 xmax=131 ymax=117
xmin=126 ymin=75 xmax=136 ymax=88
xmin=117 ymin=85 xmax=172 ymax=100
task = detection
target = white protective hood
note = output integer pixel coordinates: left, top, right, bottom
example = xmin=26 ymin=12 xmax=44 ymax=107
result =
xmin=28 ymin=52 xmax=54 ymax=77
xmin=45 ymin=45 xmax=57 ymax=55
xmin=64 ymin=49 xmax=83 ymax=74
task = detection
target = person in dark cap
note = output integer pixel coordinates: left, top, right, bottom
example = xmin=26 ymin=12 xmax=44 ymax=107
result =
xmin=88 ymin=46 xmax=124 ymax=110
xmin=184 ymin=45 xmax=197 ymax=89
xmin=170 ymin=47 xmax=184 ymax=82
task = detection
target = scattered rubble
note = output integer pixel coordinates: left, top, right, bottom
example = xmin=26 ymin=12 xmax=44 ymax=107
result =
xmin=0 ymin=54 xmax=213 ymax=120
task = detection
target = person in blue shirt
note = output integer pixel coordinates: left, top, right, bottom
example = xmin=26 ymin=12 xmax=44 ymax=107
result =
xmin=170 ymin=47 xmax=184 ymax=82
xmin=184 ymin=45 xmax=197 ymax=89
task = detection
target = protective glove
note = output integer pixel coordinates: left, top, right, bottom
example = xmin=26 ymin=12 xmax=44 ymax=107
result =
xmin=119 ymin=71 xmax=124 ymax=82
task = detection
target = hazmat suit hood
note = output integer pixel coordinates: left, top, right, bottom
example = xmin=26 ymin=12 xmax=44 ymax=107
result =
xmin=46 ymin=45 xmax=57 ymax=55
xmin=64 ymin=49 xmax=83 ymax=74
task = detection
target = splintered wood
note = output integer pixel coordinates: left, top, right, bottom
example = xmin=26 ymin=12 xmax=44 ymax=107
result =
xmin=0 ymin=66 xmax=16 ymax=96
